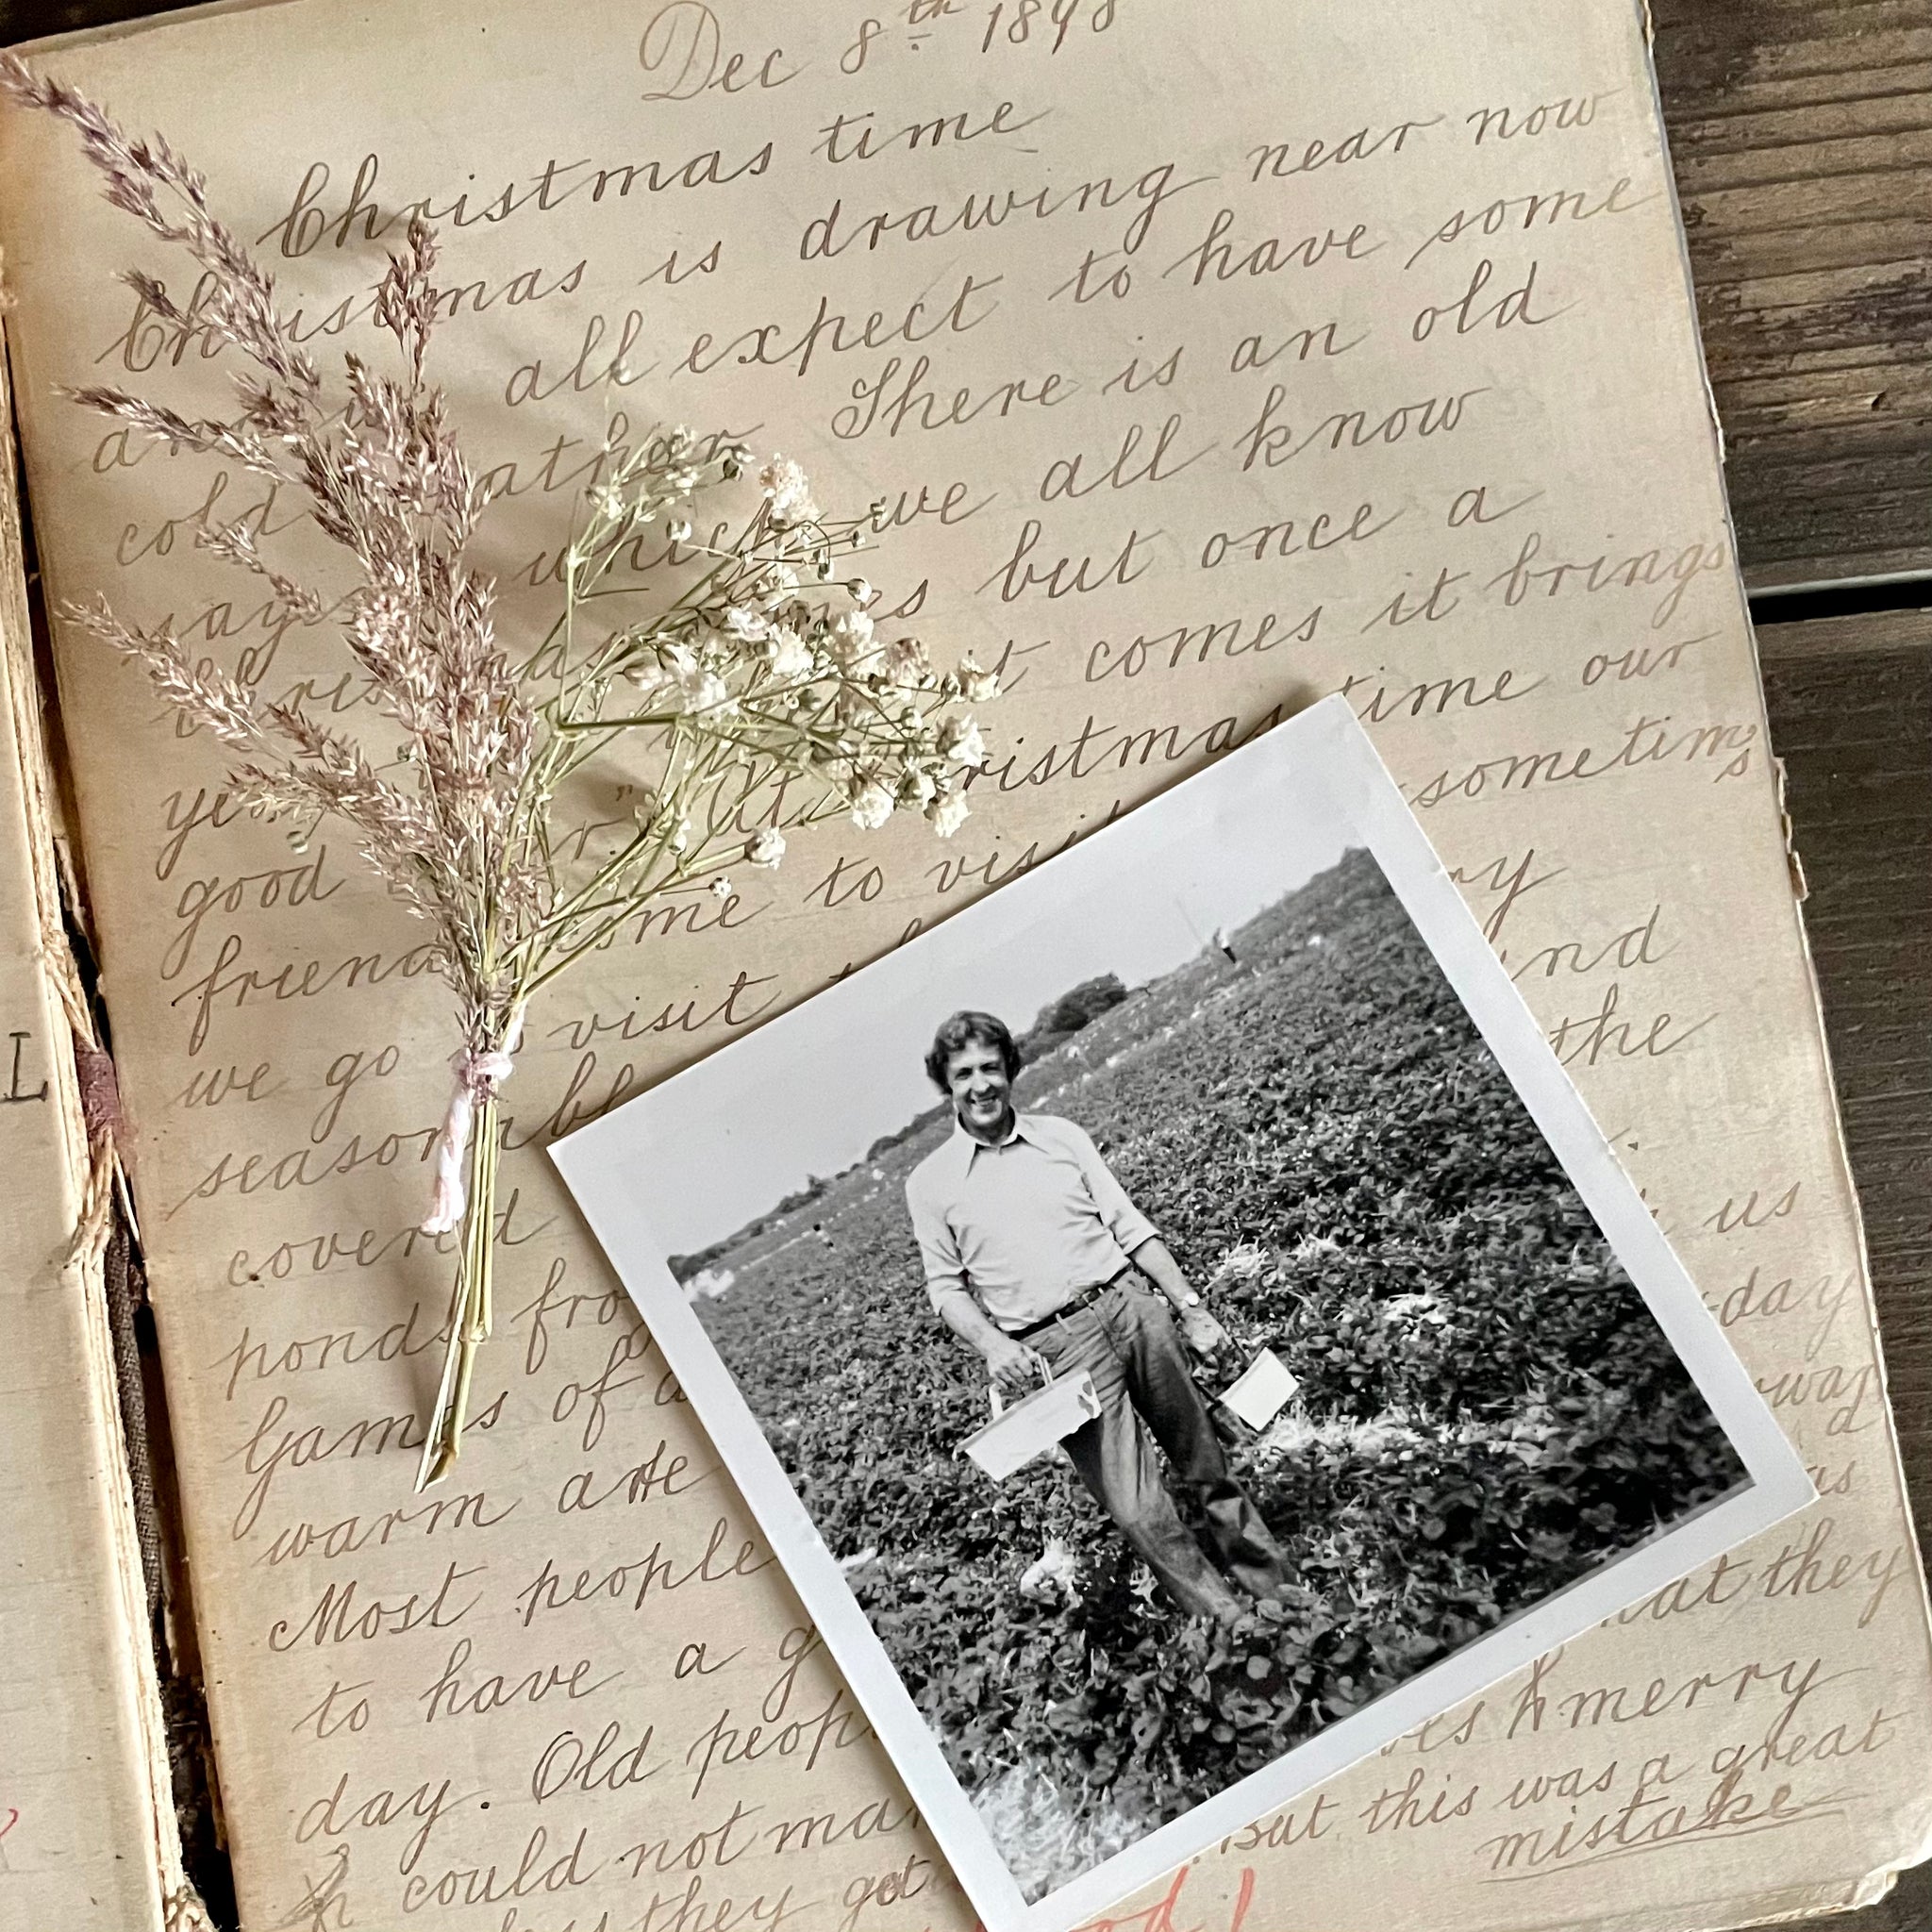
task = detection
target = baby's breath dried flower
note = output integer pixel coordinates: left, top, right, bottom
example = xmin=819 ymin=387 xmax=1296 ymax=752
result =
xmin=745 ymin=828 xmax=787 ymax=868
xmin=849 ymin=780 xmax=896 ymax=831
xmin=941 ymin=717 xmax=989 ymax=769
xmin=766 ymin=626 xmax=815 ymax=682
xmin=830 ymin=608 xmax=880 ymax=675
xmin=681 ymin=667 xmax=733 ymax=716
xmin=883 ymin=635 xmax=931 ymax=688
xmin=759 ymin=455 xmax=818 ymax=526
xmin=958 ymin=654 xmax=1002 ymax=704
xmin=928 ymin=790 xmax=972 ymax=838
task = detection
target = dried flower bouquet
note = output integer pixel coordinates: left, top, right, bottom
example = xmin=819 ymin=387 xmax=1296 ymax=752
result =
xmin=3 ymin=58 xmax=997 ymax=1485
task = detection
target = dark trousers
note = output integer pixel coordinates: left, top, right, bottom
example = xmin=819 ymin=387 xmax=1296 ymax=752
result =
xmin=1029 ymin=1279 xmax=1290 ymax=1621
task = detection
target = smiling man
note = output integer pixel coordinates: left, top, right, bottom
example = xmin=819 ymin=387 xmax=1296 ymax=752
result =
xmin=906 ymin=1008 xmax=1290 ymax=1623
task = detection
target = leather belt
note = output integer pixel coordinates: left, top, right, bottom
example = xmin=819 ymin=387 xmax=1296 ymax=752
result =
xmin=1008 ymin=1266 xmax=1140 ymax=1341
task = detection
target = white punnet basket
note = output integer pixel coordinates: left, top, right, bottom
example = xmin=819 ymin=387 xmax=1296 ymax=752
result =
xmin=959 ymin=1370 xmax=1101 ymax=1482
xmin=1220 ymin=1348 xmax=1299 ymax=1430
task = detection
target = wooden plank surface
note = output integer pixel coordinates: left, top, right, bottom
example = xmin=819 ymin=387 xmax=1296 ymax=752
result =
xmin=1652 ymin=0 xmax=1932 ymax=591
xmin=1764 ymin=611 xmax=1932 ymax=1546
xmin=1755 ymin=609 xmax=1932 ymax=1932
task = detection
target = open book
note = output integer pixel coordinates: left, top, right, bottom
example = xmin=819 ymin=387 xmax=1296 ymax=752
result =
xmin=1 ymin=2 xmax=1928 ymax=1929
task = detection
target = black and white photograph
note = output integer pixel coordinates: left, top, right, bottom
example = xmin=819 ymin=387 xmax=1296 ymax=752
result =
xmin=553 ymin=698 xmax=1813 ymax=1932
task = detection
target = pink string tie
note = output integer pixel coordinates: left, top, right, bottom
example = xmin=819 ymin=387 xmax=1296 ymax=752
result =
xmin=421 ymin=1044 xmax=515 ymax=1236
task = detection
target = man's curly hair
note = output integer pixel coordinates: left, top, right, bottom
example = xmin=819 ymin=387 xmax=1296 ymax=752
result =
xmin=924 ymin=1009 xmax=1022 ymax=1091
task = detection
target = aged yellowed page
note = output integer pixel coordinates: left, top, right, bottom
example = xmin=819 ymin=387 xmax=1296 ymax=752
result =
xmin=0 ymin=341 xmax=177 ymax=1932
xmin=2 ymin=1 xmax=1928 ymax=1927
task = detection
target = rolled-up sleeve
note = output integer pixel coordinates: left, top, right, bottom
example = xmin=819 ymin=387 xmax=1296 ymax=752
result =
xmin=1060 ymin=1122 xmax=1158 ymax=1254
xmin=906 ymin=1172 xmax=969 ymax=1306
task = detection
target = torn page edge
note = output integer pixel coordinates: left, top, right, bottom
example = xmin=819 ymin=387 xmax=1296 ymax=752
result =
xmin=1521 ymin=1852 xmax=1916 ymax=1932
xmin=1683 ymin=1853 xmax=1912 ymax=1932
xmin=1772 ymin=756 xmax=1809 ymax=903
xmin=1 ymin=318 xmax=206 ymax=1931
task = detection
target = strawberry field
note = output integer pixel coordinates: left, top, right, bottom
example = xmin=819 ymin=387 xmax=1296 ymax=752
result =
xmin=693 ymin=849 xmax=1745 ymax=1898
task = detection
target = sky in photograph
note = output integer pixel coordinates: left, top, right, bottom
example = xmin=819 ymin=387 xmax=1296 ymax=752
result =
xmin=596 ymin=732 xmax=1358 ymax=1257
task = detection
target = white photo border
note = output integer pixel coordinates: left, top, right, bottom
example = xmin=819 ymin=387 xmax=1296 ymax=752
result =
xmin=551 ymin=695 xmax=1815 ymax=1932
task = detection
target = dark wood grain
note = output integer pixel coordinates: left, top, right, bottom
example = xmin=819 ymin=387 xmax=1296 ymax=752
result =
xmin=1753 ymin=609 xmax=1932 ymax=1932
xmin=1769 ymin=614 xmax=1932 ymax=1522
xmin=1652 ymin=0 xmax=1932 ymax=591
xmin=1762 ymin=608 xmax=1932 ymax=1551
xmin=0 ymin=0 xmax=175 ymax=40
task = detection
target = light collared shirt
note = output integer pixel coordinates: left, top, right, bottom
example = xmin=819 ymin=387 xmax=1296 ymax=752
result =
xmin=906 ymin=1112 xmax=1158 ymax=1332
